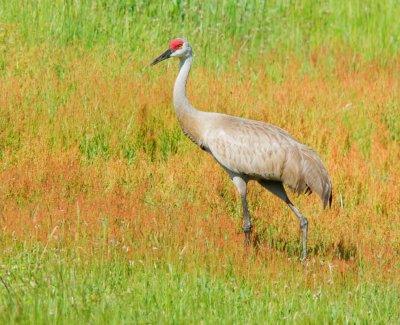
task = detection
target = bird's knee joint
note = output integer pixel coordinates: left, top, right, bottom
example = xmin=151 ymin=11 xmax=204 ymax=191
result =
xmin=300 ymin=218 xmax=308 ymax=230
xmin=243 ymin=224 xmax=252 ymax=234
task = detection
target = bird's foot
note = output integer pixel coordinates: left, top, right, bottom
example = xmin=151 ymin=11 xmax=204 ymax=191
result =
xmin=300 ymin=256 xmax=308 ymax=267
xmin=243 ymin=225 xmax=252 ymax=252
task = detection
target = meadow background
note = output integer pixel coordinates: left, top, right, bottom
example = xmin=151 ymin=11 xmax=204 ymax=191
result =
xmin=0 ymin=0 xmax=399 ymax=323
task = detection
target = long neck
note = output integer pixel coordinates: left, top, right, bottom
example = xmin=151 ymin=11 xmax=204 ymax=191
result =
xmin=173 ymin=54 xmax=204 ymax=147
xmin=173 ymin=55 xmax=197 ymax=117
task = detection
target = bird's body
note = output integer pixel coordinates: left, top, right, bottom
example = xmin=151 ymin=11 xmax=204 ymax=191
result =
xmin=151 ymin=38 xmax=332 ymax=260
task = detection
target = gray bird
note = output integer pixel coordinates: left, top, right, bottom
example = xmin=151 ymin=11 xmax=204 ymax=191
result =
xmin=151 ymin=38 xmax=332 ymax=260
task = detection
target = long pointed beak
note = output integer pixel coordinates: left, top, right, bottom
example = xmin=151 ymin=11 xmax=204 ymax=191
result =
xmin=150 ymin=48 xmax=173 ymax=66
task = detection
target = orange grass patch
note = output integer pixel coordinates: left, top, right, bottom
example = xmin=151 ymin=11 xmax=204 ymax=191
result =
xmin=0 ymin=45 xmax=399 ymax=283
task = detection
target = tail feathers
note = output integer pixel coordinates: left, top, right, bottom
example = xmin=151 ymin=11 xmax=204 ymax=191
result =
xmin=283 ymin=146 xmax=332 ymax=208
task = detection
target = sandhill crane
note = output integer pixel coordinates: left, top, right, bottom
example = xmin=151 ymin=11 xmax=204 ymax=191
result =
xmin=151 ymin=38 xmax=332 ymax=260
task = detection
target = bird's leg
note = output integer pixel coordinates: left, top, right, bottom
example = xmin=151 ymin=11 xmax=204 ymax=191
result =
xmin=241 ymin=195 xmax=252 ymax=249
xmin=288 ymin=203 xmax=308 ymax=261
xmin=259 ymin=180 xmax=308 ymax=260
xmin=230 ymin=175 xmax=252 ymax=250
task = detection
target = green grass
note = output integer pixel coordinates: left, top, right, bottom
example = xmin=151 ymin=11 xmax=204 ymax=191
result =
xmin=1 ymin=242 xmax=398 ymax=324
xmin=1 ymin=0 xmax=399 ymax=65
xmin=0 ymin=1 xmax=399 ymax=323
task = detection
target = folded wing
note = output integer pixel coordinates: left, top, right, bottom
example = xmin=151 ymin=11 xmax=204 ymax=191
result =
xmin=205 ymin=114 xmax=332 ymax=208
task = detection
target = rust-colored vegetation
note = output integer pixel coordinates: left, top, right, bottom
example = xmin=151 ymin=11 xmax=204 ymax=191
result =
xmin=0 ymin=44 xmax=399 ymax=285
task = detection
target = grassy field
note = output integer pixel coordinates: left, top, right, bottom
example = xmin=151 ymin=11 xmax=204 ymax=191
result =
xmin=0 ymin=0 xmax=399 ymax=323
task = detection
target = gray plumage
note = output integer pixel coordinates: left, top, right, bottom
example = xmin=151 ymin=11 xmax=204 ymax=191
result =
xmin=151 ymin=38 xmax=332 ymax=260
xmin=205 ymin=114 xmax=332 ymax=208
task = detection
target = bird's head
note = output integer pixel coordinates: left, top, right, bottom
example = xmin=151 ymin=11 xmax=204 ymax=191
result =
xmin=150 ymin=38 xmax=191 ymax=66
